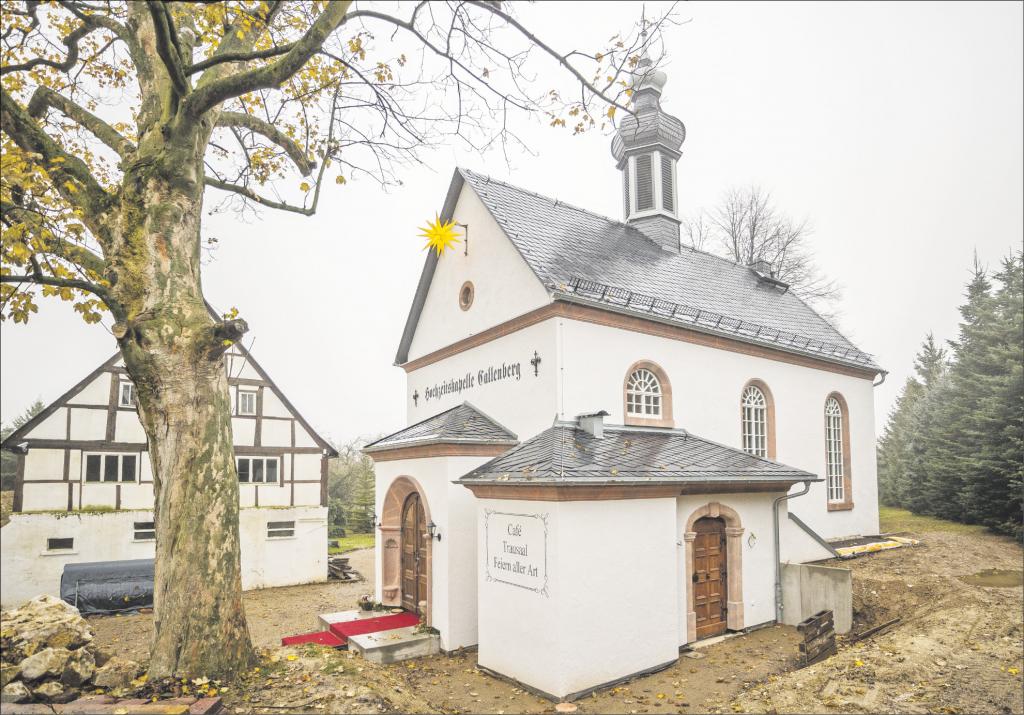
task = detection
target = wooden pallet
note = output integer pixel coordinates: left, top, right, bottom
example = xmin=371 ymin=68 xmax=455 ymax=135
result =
xmin=797 ymin=609 xmax=837 ymax=667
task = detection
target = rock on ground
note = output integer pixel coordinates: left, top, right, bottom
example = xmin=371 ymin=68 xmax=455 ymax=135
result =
xmin=1 ymin=681 xmax=31 ymax=703
xmin=18 ymin=647 xmax=70 ymax=681
xmin=92 ymin=656 xmax=141 ymax=689
xmin=1 ymin=595 xmax=93 ymax=661
xmin=61 ymin=647 xmax=96 ymax=687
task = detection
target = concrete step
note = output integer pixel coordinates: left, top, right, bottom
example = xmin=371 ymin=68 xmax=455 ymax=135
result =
xmin=347 ymin=626 xmax=440 ymax=664
xmin=317 ymin=608 xmax=393 ymax=631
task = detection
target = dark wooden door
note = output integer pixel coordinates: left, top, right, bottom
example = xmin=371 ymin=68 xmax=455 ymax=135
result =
xmin=401 ymin=493 xmax=427 ymax=613
xmin=693 ymin=516 xmax=727 ymax=639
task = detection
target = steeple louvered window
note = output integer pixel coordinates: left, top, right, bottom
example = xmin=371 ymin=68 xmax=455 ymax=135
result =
xmin=623 ymin=170 xmax=631 ymax=218
xmin=661 ymin=154 xmax=674 ymax=212
xmin=635 ymin=154 xmax=654 ymax=211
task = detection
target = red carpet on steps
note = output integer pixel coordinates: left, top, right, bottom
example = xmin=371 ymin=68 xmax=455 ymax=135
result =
xmin=329 ymin=612 xmax=420 ymax=639
xmin=280 ymin=630 xmax=345 ymax=647
xmin=280 ymin=612 xmax=420 ymax=648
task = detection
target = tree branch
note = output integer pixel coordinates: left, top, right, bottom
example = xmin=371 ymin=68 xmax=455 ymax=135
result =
xmin=203 ymin=176 xmax=314 ymax=215
xmin=147 ymin=1 xmax=190 ymax=97
xmin=27 ymin=86 xmax=136 ymax=159
xmin=0 ymin=272 xmax=122 ymax=320
xmin=0 ymin=21 xmax=94 ymax=75
xmin=203 ymin=317 xmax=249 ymax=359
xmin=0 ymin=87 xmax=116 ymax=226
xmin=185 ymin=0 xmax=353 ymax=117
xmin=216 ymin=111 xmax=315 ymax=175
xmin=188 ymin=42 xmax=296 ymax=75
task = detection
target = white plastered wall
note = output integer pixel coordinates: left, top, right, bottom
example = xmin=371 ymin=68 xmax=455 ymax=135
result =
xmin=405 ymin=319 xmax=559 ymax=442
xmin=406 ymin=183 xmax=551 ymax=362
xmin=0 ymin=506 xmax=327 ymax=608
xmin=373 ymin=455 xmax=493 ymax=651
xmin=476 ymin=497 xmax=679 ymax=699
xmin=558 ymin=318 xmax=879 ymax=543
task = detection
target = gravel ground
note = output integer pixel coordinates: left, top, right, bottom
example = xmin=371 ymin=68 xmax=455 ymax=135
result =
xmin=88 ymin=547 xmax=375 ymax=662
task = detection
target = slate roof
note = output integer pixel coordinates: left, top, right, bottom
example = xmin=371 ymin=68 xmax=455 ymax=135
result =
xmin=459 ymin=169 xmax=880 ymax=372
xmin=396 ymin=168 xmax=880 ymax=373
xmin=364 ymin=402 xmax=518 ymax=452
xmin=457 ymin=421 xmax=819 ymax=486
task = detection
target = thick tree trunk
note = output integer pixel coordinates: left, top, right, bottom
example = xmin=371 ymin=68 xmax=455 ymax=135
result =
xmin=113 ymin=148 xmax=254 ymax=678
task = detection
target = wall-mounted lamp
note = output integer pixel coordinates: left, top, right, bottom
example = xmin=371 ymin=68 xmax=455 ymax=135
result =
xmin=426 ymin=521 xmax=442 ymax=542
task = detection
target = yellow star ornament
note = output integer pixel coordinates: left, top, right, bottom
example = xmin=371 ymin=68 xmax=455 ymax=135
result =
xmin=418 ymin=215 xmax=461 ymax=255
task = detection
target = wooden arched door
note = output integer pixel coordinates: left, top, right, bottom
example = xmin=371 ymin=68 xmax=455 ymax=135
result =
xmin=693 ymin=516 xmax=727 ymax=639
xmin=400 ymin=493 xmax=427 ymax=613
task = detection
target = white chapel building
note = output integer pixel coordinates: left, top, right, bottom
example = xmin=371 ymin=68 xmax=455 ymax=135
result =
xmin=365 ymin=54 xmax=884 ymax=699
xmin=0 ymin=334 xmax=336 ymax=608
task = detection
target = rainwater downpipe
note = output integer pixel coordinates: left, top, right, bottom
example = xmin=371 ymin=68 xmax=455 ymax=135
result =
xmin=773 ymin=480 xmax=812 ymax=623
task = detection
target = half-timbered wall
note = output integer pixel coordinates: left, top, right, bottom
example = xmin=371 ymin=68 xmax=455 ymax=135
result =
xmin=9 ymin=345 xmax=331 ymax=514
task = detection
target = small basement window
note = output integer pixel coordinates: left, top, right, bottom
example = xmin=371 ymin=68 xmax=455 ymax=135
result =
xmin=134 ymin=521 xmax=155 ymax=541
xmin=85 ymin=453 xmax=137 ymax=483
xmin=47 ymin=537 xmax=74 ymax=551
xmin=237 ymin=457 xmax=279 ymax=484
xmin=238 ymin=390 xmax=257 ymax=416
xmin=267 ymin=521 xmax=295 ymax=539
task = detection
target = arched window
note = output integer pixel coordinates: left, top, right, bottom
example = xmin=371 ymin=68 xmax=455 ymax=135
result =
xmin=623 ymin=361 xmax=674 ymax=427
xmin=824 ymin=394 xmax=852 ymax=509
xmin=626 ymin=368 xmax=662 ymax=418
xmin=741 ymin=386 xmax=767 ymax=457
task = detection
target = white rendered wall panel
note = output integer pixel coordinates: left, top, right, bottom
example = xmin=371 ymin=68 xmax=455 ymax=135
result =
xmin=25 ymin=409 xmax=67 ymax=440
xmin=69 ymin=408 xmax=106 ymax=441
xmin=24 ymin=449 xmax=64 ymax=480
xmin=73 ymin=372 xmax=112 ymax=406
xmin=261 ymin=419 xmax=291 ymax=447
xmin=231 ymin=418 xmax=256 ymax=446
xmin=406 ymin=185 xmax=551 ymax=362
xmin=115 ymin=411 xmax=147 ymax=443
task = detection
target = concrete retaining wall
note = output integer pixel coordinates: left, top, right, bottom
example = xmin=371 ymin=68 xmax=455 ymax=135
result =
xmin=780 ymin=562 xmax=852 ymax=633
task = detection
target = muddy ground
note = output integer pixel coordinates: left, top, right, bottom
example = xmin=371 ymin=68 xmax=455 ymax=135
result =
xmin=734 ymin=525 xmax=1023 ymax=715
xmin=87 ymin=517 xmax=1022 ymax=714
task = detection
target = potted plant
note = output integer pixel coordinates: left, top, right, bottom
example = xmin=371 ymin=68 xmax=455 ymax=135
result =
xmin=358 ymin=594 xmax=374 ymax=612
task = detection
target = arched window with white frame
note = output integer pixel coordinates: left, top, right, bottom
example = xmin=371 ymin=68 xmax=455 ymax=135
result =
xmin=741 ymin=385 xmax=768 ymax=457
xmin=626 ymin=368 xmax=662 ymax=418
xmin=623 ymin=361 xmax=674 ymax=428
xmin=825 ymin=396 xmax=847 ymax=504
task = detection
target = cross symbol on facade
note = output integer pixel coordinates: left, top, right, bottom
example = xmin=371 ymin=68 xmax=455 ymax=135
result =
xmin=412 ymin=390 xmax=419 ymax=406
xmin=530 ymin=351 xmax=542 ymax=377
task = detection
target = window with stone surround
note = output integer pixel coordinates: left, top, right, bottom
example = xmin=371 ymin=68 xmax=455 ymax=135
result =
xmin=825 ymin=396 xmax=845 ymax=502
xmin=626 ymin=368 xmax=662 ymax=418
xmin=741 ymin=385 xmax=768 ymax=458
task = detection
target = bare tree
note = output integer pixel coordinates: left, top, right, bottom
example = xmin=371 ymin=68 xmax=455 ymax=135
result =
xmin=1 ymin=0 xmax=676 ymax=678
xmin=682 ymin=186 xmax=841 ymax=314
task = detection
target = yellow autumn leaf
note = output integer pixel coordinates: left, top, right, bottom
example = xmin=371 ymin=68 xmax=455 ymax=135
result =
xmin=287 ymin=654 xmax=298 ymax=661
xmin=607 ymin=106 xmax=616 ymax=119
xmin=299 ymin=182 xmax=311 ymax=192
xmin=1009 ymin=667 xmax=1020 ymax=675
xmin=854 ymin=659 xmax=864 ymax=667
xmin=335 ymin=175 xmax=346 ymax=185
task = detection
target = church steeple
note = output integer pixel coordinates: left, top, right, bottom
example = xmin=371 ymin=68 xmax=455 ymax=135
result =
xmin=611 ymin=46 xmax=686 ymax=251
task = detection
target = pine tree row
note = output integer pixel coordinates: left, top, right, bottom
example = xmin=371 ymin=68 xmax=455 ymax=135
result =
xmin=877 ymin=253 xmax=1023 ymax=539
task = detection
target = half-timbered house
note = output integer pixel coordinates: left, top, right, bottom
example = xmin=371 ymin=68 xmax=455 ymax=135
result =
xmin=0 ymin=338 xmax=336 ymax=608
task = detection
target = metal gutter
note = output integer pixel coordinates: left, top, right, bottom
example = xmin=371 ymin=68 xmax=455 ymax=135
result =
xmin=773 ymin=481 xmax=812 ymax=623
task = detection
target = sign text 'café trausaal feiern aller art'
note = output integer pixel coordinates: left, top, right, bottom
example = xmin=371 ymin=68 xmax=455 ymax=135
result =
xmin=362 ymin=49 xmax=884 ymax=700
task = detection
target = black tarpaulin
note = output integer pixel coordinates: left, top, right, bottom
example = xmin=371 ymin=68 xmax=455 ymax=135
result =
xmin=60 ymin=559 xmax=154 ymax=615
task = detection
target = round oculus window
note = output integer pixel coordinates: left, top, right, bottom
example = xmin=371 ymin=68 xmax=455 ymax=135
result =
xmin=459 ymin=281 xmax=474 ymax=311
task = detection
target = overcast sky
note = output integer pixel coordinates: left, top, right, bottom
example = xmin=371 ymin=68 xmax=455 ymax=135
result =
xmin=2 ymin=1 xmax=1022 ymax=448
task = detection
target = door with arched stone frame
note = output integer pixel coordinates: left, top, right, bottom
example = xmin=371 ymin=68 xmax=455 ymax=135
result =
xmin=692 ymin=516 xmax=728 ymax=639
xmin=401 ymin=492 xmax=427 ymax=613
